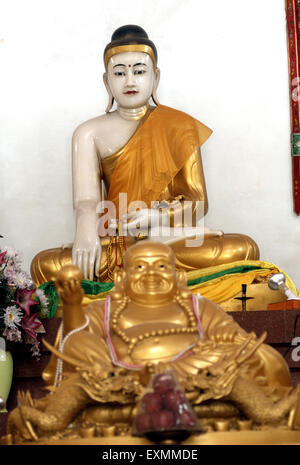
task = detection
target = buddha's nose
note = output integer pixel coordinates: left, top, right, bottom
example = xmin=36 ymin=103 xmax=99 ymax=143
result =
xmin=147 ymin=268 xmax=159 ymax=277
xmin=125 ymin=70 xmax=136 ymax=86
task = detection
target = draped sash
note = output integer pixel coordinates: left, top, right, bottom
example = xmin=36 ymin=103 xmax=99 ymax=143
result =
xmin=107 ymin=105 xmax=212 ymax=217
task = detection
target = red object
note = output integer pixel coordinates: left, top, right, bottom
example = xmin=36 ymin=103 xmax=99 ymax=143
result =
xmin=176 ymin=410 xmax=197 ymax=428
xmin=286 ymin=0 xmax=300 ymax=214
xmin=142 ymin=392 xmax=163 ymax=413
xmin=133 ymin=371 xmax=200 ymax=435
xmin=135 ymin=412 xmax=154 ymax=432
xmin=0 ymin=251 xmax=7 ymax=265
xmin=153 ymin=372 xmax=175 ymax=394
xmin=268 ymin=299 xmax=300 ymax=310
xmin=163 ymin=390 xmax=186 ymax=411
xmin=152 ymin=410 xmax=175 ymax=430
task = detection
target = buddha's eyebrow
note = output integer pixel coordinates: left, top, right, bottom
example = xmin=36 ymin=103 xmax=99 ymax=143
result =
xmin=113 ymin=63 xmax=126 ymax=68
xmin=133 ymin=62 xmax=147 ymax=67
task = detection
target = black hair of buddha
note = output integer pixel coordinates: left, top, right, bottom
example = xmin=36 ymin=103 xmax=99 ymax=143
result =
xmin=104 ymin=25 xmax=158 ymax=64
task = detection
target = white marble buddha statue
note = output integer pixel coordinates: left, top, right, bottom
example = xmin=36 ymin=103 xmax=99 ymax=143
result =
xmin=31 ymin=25 xmax=259 ymax=285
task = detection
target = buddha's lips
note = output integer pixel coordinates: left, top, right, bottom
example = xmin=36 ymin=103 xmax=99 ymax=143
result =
xmin=144 ymin=281 xmax=160 ymax=290
xmin=135 ymin=277 xmax=168 ymax=291
xmin=124 ymin=90 xmax=138 ymax=95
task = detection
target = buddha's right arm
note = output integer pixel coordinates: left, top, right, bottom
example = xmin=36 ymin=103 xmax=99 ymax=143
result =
xmin=72 ymin=125 xmax=102 ymax=280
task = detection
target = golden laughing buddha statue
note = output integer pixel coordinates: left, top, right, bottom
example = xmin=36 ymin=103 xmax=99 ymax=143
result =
xmin=7 ymin=242 xmax=300 ymax=444
xmin=30 ymin=25 xmax=259 ymax=286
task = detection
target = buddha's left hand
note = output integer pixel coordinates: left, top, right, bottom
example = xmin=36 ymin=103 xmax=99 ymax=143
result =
xmin=122 ymin=208 xmax=169 ymax=237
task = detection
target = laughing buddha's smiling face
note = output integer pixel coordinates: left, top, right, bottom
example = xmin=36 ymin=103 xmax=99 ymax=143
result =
xmin=105 ymin=52 xmax=158 ymax=109
xmin=124 ymin=242 xmax=177 ymax=306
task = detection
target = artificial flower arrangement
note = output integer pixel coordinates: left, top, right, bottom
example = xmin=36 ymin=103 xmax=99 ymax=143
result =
xmin=0 ymin=244 xmax=48 ymax=358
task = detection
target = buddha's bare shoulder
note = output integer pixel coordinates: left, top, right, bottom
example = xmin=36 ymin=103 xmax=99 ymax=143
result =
xmin=72 ymin=112 xmax=119 ymax=140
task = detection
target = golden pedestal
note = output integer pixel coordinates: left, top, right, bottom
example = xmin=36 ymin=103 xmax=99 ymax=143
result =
xmin=10 ymin=429 xmax=300 ymax=446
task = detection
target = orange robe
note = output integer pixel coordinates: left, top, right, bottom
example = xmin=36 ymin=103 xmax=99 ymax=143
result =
xmin=107 ymin=105 xmax=212 ymax=215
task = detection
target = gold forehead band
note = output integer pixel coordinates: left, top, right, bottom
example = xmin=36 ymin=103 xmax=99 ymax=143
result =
xmin=104 ymin=44 xmax=157 ymax=69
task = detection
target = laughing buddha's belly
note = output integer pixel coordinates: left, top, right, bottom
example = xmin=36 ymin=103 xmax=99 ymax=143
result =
xmin=112 ymin=322 xmax=200 ymax=364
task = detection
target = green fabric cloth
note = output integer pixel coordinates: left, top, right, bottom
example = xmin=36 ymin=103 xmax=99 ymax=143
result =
xmin=81 ymin=280 xmax=114 ymax=295
xmin=38 ymin=280 xmax=114 ymax=318
xmin=38 ymin=264 xmax=264 ymax=318
xmin=38 ymin=281 xmax=60 ymax=319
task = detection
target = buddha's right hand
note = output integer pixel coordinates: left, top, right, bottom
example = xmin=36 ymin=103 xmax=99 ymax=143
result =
xmin=72 ymin=234 xmax=101 ymax=281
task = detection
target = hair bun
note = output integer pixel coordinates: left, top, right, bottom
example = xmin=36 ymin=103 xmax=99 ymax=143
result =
xmin=111 ymin=25 xmax=149 ymax=42
xmin=104 ymin=24 xmax=158 ymax=65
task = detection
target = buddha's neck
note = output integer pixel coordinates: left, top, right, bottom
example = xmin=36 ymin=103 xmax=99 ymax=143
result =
xmin=117 ymin=104 xmax=149 ymax=121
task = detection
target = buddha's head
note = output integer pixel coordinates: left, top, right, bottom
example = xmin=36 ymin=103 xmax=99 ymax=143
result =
xmin=112 ymin=241 xmax=190 ymax=306
xmin=103 ymin=25 xmax=160 ymax=112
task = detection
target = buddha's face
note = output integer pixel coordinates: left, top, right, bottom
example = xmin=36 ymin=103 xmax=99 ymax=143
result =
xmin=105 ymin=52 xmax=158 ymax=109
xmin=124 ymin=243 xmax=177 ymax=306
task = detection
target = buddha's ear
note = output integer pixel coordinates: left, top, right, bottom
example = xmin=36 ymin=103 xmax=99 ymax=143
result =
xmin=114 ymin=268 xmax=126 ymax=283
xmin=111 ymin=268 xmax=126 ymax=301
xmin=152 ymin=67 xmax=160 ymax=106
xmin=176 ymin=269 xmax=187 ymax=287
xmin=103 ymin=72 xmax=114 ymax=113
xmin=176 ymin=269 xmax=191 ymax=299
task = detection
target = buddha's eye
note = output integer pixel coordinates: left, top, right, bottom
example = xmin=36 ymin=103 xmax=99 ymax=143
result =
xmin=158 ymin=264 xmax=165 ymax=269
xmin=114 ymin=71 xmax=125 ymax=76
xmin=134 ymin=69 xmax=146 ymax=75
xmin=136 ymin=264 xmax=144 ymax=270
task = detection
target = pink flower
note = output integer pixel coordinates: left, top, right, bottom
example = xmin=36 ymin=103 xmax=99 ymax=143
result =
xmin=2 ymin=246 xmax=22 ymax=269
xmin=21 ymin=313 xmax=42 ymax=342
xmin=0 ymin=251 xmax=7 ymax=265
xmin=30 ymin=342 xmax=41 ymax=359
xmin=3 ymin=327 xmax=22 ymax=342
xmin=16 ymin=289 xmax=37 ymax=315
xmin=14 ymin=271 xmax=33 ymax=290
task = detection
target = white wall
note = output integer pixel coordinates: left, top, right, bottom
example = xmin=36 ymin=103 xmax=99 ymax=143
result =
xmin=1 ymin=0 xmax=300 ymax=288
